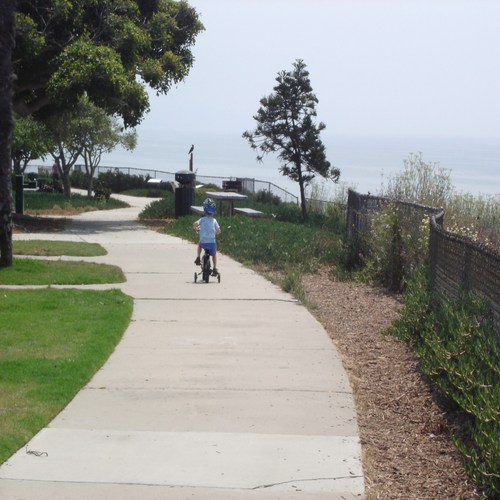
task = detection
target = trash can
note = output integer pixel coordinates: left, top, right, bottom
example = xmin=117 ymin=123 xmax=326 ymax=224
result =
xmin=175 ymin=170 xmax=195 ymax=217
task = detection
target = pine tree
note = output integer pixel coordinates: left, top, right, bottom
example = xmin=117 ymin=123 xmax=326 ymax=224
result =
xmin=243 ymin=59 xmax=339 ymax=221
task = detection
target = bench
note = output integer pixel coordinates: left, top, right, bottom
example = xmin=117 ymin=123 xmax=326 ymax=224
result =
xmin=190 ymin=205 xmax=205 ymax=215
xmin=233 ymin=207 xmax=265 ymax=218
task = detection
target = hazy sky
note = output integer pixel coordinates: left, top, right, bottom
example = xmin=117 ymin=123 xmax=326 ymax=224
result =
xmin=141 ymin=0 xmax=500 ymax=141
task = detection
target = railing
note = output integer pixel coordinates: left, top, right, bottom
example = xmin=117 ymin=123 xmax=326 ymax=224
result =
xmin=26 ymin=163 xmax=299 ymax=204
xmin=92 ymin=165 xmax=299 ymax=204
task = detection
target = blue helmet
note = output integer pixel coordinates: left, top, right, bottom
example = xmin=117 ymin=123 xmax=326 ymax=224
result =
xmin=203 ymin=197 xmax=217 ymax=214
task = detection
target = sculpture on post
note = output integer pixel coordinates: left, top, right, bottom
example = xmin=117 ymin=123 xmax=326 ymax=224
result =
xmin=188 ymin=144 xmax=194 ymax=172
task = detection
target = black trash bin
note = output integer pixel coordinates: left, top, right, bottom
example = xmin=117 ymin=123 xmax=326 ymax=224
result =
xmin=174 ymin=170 xmax=195 ymax=217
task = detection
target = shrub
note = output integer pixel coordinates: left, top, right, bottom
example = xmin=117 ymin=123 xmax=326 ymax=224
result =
xmin=254 ymin=189 xmax=281 ymax=205
xmin=389 ymin=265 xmax=500 ymax=495
xmin=139 ymin=196 xmax=175 ymax=219
xmin=355 ymin=153 xmax=500 ymax=289
xmin=380 ymin=152 xmax=499 ymax=251
xmin=381 ymin=152 xmax=454 ymax=208
xmin=70 ymin=169 xmax=87 ymax=189
xmin=445 ymin=193 xmax=500 ymax=252
xmin=93 ymin=179 xmax=111 ymax=200
xmin=97 ymin=170 xmax=150 ymax=193
xmin=358 ymin=202 xmax=431 ymax=291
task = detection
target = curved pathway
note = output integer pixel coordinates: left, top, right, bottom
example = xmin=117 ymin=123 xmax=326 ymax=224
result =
xmin=0 ymin=195 xmax=364 ymax=499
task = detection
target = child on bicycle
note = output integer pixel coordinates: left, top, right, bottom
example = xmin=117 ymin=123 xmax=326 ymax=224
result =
xmin=193 ymin=198 xmax=221 ymax=276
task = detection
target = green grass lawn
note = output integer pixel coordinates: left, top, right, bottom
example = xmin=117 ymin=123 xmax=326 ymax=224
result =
xmin=14 ymin=240 xmax=107 ymax=257
xmin=0 ymin=258 xmax=125 ymax=286
xmin=22 ymin=191 xmax=129 ymax=214
xmin=1 ymin=200 xmax=133 ymax=464
xmin=164 ymin=215 xmax=345 ymax=273
xmin=0 ymin=288 xmax=133 ymax=463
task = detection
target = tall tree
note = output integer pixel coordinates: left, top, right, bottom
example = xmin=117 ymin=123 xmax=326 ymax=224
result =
xmin=45 ymin=110 xmax=86 ymax=198
xmin=77 ymin=96 xmax=137 ymax=196
xmin=12 ymin=115 xmax=51 ymax=174
xmin=0 ymin=0 xmax=203 ymax=266
xmin=0 ymin=0 xmax=16 ymax=267
xmin=13 ymin=0 xmax=204 ymax=127
xmin=243 ymin=59 xmax=339 ymax=221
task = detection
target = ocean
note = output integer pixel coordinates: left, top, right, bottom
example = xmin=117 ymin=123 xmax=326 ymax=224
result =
xmin=98 ymin=130 xmax=499 ymax=200
xmin=14 ymin=128 xmax=483 ymax=202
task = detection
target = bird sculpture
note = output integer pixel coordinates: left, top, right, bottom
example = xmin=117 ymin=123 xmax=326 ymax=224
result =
xmin=188 ymin=144 xmax=194 ymax=155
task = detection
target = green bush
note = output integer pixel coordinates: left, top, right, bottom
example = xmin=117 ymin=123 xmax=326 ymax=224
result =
xmin=445 ymin=193 xmax=500 ymax=252
xmin=93 ymin=179 xmax=112 ymax=200
xmin=139 ymin=195 xmax=175 ymax=219
xmin=355 ymin=153 xmax=500 ymax=289
xmin=70 ymin=169 xmax=87 ymax=189
xmin=380 ymin=152 xmax=499 ymax=252
xmin=254 ymin=189 xmax=281 ymax=205
xmin=23 ymin=191 xmax=127 ymax=211
xmin=389 ymin=265 xmax=500 ymax=495
xmin=97 ymin=170 xmax=150 ymax=193
xmin=357 ymin=202 xmax=431 ymax=291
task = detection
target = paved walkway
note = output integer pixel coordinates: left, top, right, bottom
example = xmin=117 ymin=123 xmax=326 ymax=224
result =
xmin=0 ymin=195 xmax=364 ymax=499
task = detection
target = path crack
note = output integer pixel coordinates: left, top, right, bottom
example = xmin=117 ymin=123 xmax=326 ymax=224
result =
xmin=252 ymin=475 xmax=363 ymax=490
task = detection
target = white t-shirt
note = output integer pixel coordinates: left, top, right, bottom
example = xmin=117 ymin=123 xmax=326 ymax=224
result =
xmin=197 ymin=216 xmax=220 ymax=244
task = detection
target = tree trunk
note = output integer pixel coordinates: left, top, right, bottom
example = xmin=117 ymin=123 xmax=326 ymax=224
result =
xmin=296 ymin=162 xmax=308 ymax=222
xmin=62 ymin=168 xmax=72 ymax=198
xmin=87 ymin=173 xmax=94 ymax=197
xmin=57 ymin=150 xmax=71 ymax=198
xmin=0 ymin=1 xmax=16 ymax=268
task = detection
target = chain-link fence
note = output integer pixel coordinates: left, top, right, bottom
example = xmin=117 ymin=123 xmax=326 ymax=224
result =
xmin=346 ymin=189 xmax=500 ymax=334
xmin=27 ymin=164 xmax=299 ymax=204
xmin=429 ymin=215 xmax=500 ymax=333
xmin=92 ymin=166 xmax=299 ymax=204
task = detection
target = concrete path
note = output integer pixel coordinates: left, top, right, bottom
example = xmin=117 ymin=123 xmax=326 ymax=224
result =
xmin=0 ymin=195 xmax=364 ymax=499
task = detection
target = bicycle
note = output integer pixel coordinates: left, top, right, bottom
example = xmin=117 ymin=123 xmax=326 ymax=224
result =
xmin=194 ymin=248 xmax=221 ymax=284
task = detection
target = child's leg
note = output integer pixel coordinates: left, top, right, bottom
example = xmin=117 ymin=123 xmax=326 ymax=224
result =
xmin=194 ymin=243 xmax=202 ymax=264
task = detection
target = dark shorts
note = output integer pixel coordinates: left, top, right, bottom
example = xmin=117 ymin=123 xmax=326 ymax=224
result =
xmin=200 ymin=242 xmax=217 ymax=256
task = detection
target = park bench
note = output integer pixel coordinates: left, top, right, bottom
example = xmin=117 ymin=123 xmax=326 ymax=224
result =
xmin=191 ymin=205 xmax=264 ymax=218
xmin=190 ymin=205 xmax=205 ymax=215
xmin=233 ymin=207 xmax=265 ymax=218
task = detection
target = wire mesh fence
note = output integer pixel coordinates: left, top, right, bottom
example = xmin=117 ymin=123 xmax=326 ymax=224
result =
xmin=429 ymin=216 xmax=500 ymax=333
xmin=346 ymin=189 xmax=500 ymax=335
xmin=92 ymin=166 xmax=299 ymax=204
xmin=27 ymin=164 xmax=299 ymax=204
